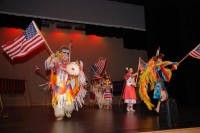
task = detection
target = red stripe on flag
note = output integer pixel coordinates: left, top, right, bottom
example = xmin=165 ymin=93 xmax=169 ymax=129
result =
xmin=2 ymin=35 xmax=25 ymax=54
xmin=189 ymin=44 xmax=200 ymax=59
xmin=12 ymin=35 xmax=43 ymax=54
xmin=138 ymin=57 xmax=146 ymax=72
xmin=93 ymin=57 xmax=107 ymax=75
xmin=189 ymin=52 xmax=200 ymax=59
xmin=12 ymin=37 xmax=45 ymax=59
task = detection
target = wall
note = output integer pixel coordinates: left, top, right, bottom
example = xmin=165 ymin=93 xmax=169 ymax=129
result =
xmin=0 ymin=24 xmax=148 ymax=106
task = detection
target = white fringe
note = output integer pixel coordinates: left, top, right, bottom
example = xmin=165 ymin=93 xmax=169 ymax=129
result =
xmin=44 ymin=59 xmax=50 ymax=70
xmin=74 ymin=86 xmax=87 ymax=111
xmin=57 ymin=94 xmax=67 ymax=108
xmin=38 ymin=82 xmax=50 ymax=91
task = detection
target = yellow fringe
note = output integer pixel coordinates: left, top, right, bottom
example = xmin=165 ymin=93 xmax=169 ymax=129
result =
xmin=138 ymin=59 xmax=157 ymax=110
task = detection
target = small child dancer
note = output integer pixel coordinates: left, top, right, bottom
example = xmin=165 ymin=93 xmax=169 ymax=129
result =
xmin=122 ymin=67 xmax=137 ymax=112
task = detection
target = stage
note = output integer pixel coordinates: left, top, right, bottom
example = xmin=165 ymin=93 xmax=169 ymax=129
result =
xmin=0 ymin=104 xmax=200 ymax=133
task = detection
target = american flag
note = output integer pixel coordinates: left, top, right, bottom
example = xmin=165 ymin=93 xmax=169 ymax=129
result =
xmin=189 ymin=44 xmax=200 ymax=59
xmin=138 ymin=57 xmax=147 ymax=72
xmin=1 ymin=21 xmax=45 ymax=60
xmin=91 ymin=57 xmax=107 ymax=77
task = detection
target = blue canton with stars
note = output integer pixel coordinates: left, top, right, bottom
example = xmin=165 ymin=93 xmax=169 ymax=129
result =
xmin=23 ymin=22 xmax=37 ymax=40
xmin=195 ymin=45 xmax=200 ymax=53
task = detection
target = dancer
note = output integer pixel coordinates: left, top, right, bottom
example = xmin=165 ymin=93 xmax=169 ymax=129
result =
xmin=101 ymin=72 xmax=113 ymax=110
xmin=91 ymin=81 xmax=105 ymax=109
xmin=138 ymin=48 xmax=178 ymax=113
xmin=152 ymin=53 xmax=178 ymax=113
xmin=45 ymin=46 xmax=87 ymax=120
xmin=122 ymin=67 xmax=137 ymax=112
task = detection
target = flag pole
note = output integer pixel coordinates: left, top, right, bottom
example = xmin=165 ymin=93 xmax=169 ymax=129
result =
xmin=68 ymin=40 xmax=72 ymax=62
xmin=32 ymin=20 xmax=53 ymax=54
xmin=135 ymin=57 xmax=141 ymax=84
xmin=178 ymin=53 xmax=189 ymax=65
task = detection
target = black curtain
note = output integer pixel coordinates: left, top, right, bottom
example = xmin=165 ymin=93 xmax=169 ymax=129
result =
xmin=0 ymin=14 xmax=41 ymax=30
xmin=144 ymin=0 xmax=200 ymax=107
xmin=86 ymin=24 xmax=147 ymax=50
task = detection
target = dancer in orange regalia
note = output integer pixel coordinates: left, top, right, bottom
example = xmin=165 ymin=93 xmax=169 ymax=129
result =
xmin=45 ymin=46 xmax=87 ymax=120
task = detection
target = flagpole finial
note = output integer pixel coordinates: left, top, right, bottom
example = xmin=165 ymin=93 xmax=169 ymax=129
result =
xmin=156 ymin=46 xmax=160 ymax=56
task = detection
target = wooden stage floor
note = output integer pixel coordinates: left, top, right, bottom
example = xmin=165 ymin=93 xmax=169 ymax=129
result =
xmin=0 ymin=104 xmax=200 ymax=133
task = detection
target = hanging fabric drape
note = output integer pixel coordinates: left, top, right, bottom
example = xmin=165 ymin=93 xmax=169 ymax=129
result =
xmin=0 ymin=78 xmax=26 ymax=94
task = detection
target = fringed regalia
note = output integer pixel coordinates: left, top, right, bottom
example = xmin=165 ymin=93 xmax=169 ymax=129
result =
xmin=45 ymin=55 xmax=87 ymax=117
xmin=138 ymin=59 xmax=173 ymax=110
